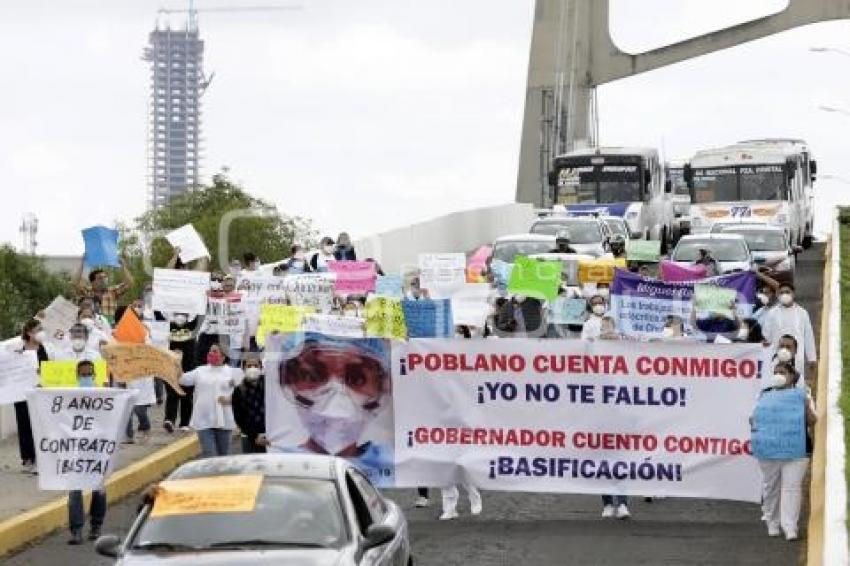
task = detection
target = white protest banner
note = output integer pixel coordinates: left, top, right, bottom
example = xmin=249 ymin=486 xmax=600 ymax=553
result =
xmin=302 ymin=314 xmax=366 ymax=338
xmin=392 ymin=339 xmax=764 ymax=502
xmin=450 ymin=283 xmax=491 ymax=329
xmin=0 ymin=351 xmax=38 ymax=404
xmin=166 ymin=224 xmax=209 ymax=263
xmin=419 ymin=253 xmax=466 ymax=299
xmin=152 ymin=268 xmax=210 ymax=315
xmin=27 ymin=388 xmax=136 ymax=490
xmin=145 ymin=320 xmax=171 ymax=348
xmin=202 ymin=294 xmax=246 ymax=342
xmin=40 ymin=296 xmax=79 ymax=340
xmin=283 ymin=274 xmax=336 ymax=313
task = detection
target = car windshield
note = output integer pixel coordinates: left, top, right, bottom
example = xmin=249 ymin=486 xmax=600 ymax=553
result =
xmin=673 ymin=240 xmax=749 ymax=262
xmin=692 ymin=165 xmax=786 ymax=202
xmin=721 ymin=229 xmax=786 ymax=251
xmin=556 ymin=163 xmax=643 ymax=204
xmin=132 ymin=477 xmax=346 ymax=551
xmin=530 ymin=221 xmax=602 ymax=243
xmin=603 ymin=219 xmax=628 ymax=238
xmin=492 ymin=240 xmax=554 ymax=263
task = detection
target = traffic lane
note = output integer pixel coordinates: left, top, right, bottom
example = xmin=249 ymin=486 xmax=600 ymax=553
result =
xmin=396 ymin=491 xmax=798 ymax=566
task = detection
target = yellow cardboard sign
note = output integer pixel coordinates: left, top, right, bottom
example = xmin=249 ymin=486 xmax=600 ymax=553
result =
xmin=365 ymin=297 xmax=407 ymax=339
xmin=577 ymin=258 xmax=627 ymax=284
xmin=40 ymin=360 xmax=108 ymax=388
xmin=151 ymin=474 xmax=264 ymax=518
xmin=256 ymin=304 xmax=315 ymax=346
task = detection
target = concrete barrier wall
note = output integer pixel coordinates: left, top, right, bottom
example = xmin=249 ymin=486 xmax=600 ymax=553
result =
xmin=354 ymin=203 xmax=536 ymax=274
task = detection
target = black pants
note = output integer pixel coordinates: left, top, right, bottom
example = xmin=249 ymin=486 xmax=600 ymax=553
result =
xmin=165 ymin=385 xmax=193 ymax=427
xmin=14 ymin=401 xmax=35 ymax=464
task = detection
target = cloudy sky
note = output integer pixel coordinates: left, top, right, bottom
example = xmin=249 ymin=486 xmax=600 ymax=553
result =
xmin=1 ymin=0 xmax=849 ymax=255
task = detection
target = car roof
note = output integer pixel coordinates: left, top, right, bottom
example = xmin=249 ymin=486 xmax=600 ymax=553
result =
xmin=494 ymin=233 xmax=556 ymax=243
xmin=677 ymin=234 xmax=747 ymax=242
xmin=168 ymin=454 xmax=344 ymax=481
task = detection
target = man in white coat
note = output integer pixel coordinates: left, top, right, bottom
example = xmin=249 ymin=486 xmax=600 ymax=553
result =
xmin=761 ymin=283 xmax=816 ymax=386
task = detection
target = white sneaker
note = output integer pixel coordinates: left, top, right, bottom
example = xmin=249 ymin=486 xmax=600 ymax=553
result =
xmin=414 ymin=496 xmax=430 ymax=508
xmin=601 ymin=505 xmax=615 ymax=518
xmin=616 ymin=504 xmax=631 ymax=519
xmin=439 ymin=509 xmax=459 ymax=520
xmin=469 ymin=488 xmax=483 ymax=515
xmin=767 ymin=525 xmax=781 ymax=537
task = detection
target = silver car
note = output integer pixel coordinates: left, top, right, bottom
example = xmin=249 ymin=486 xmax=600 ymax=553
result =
xmin=669 ymin=234 xmax=753 ymax=274
xmin=95 ymin=454 xmax=412 ymax=566
xmin=529 ymin=216 xmax=612 ymax=257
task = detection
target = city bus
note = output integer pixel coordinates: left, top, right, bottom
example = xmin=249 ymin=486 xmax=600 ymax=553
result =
xmin=548 ymin=147 xmax=674 ymax=248
xmin=685 ymin=140 xmax=816 ymax=247
xmin=665 ymin=160 xmax=692 ymax=243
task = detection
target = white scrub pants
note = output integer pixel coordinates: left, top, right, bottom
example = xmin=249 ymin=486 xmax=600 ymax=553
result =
xmin=441 ymin=483 xmax=482 ymax=514
xmin=759 ymin=458 xmax=809 ymax=536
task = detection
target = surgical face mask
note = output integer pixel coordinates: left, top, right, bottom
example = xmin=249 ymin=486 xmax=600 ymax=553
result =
xmin=776 ymin=347 xmax=793 ymax=363
xmin=33 ymin=330 xmax=47 ymax=344
xmin=737 ymin=327 xmax=749 ymax=341
xmin=661 ymin=327 xmax=675 ymax=339
xmin=78 ymin=374 xmax=95 ymax=388
xmin=592 ymin=304 xmax=606 ymax=316
xmin=210 ymin=281 xmax=223 ymax=291
xmin=769 ymin=373 xmax=788 ymax=388
xmin=172 ymin=314 xmax=188 ymax=326
xmin=779 ymin=292 xmax=794 ymax=306
xmin=244 ymin=367 xmax=261 ymax=381
xmin=80 ymin=318 xmax=95 ymax=330
xmin=323 ymin=245 xmax=335 ymax=255
xmin=71 ymin=338 xmax=87 ymax=352
xmin=295 ymin=381 xmax=374 ymax=454
xmin=757 ymin=293 xmax=770 ymax=306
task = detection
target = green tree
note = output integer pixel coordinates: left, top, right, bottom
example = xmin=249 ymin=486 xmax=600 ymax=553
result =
xmin=0 ymin=245 xmax=71 ymax=339
xmin=121 ymin=173 xmax=315 ymax=297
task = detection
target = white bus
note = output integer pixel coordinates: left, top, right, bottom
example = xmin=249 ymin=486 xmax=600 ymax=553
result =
xmin=684 ymin=140 xmax=816 ymax=247
xmin=665 ymin=160 xmax=692 ymax=242
xmin=548 ymin=147 xmax=674 ymax=248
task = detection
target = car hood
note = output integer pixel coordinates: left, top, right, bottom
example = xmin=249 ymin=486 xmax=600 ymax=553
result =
xmin=118 ymin=549 xmax=345 ymax=566
xmin=671 ymin=260 xmax=750 ymax=273
xmin=751 ymin=251 xmax=787 ymax=262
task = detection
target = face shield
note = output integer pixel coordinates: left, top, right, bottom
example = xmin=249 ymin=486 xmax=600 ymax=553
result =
xmin=277 ymin=335 xmax=390 ymax=454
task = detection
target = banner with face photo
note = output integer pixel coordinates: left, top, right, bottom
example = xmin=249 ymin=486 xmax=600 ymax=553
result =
xmin=264 ymin=333 xmax=394 ymax=486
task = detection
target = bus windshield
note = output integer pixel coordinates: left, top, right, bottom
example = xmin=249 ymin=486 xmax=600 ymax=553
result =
xmin=692 ymin=165 xmax=786 ymax=203
xmin=556 ymin=162 xmax=643 ymax=204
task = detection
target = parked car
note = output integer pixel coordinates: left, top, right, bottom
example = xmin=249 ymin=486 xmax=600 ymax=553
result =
xmin=711 ymin=224 xmax=799 ymax=284
xmin=529 ymin=216 xmax=612 ymax=257
xmin=669 ymin=234 xmax=753 ymax=274
xmin=95 ymin=454 xmax=411 ymax=566
xmin=490 ymin=234 xmax=556 ymax=264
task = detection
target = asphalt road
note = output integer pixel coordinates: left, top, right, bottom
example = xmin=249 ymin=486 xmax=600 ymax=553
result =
xmin=8 ymin=244 xmax=824 ymax=566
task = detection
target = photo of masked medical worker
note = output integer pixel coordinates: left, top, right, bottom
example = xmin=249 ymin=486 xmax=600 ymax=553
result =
xmin=264 ymin=332 xmax=395 ymax=486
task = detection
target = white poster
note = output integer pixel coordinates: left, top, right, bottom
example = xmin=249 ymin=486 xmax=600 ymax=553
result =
xmin=302 ymin=314 xmax=365 ymax=338
xmin=202 ymin=294 xmax=246 ymax=342
xmin=152 ymin=268 xmax=210 ymax=315
xmin=165 ymin=224 xmax=209 ymax=263
xmin=27 ymin=388 xmax=136 ymax=490
xmin=418 ymin=253 xmax=466 ymax=299
xmin=0 ymin=351 xmax=38 ymax=404
xmin=282 ymin=274 xmax=336 ymax=313
xmin=449 ymin=283 xmax=491 ymax=329
xmin=145 ymin=320 xmax=171 ymax=348
xmin=41 ymin=296 xmax=79 ymax=340
xmin=392 ymin=339 xmax=764 ymax=502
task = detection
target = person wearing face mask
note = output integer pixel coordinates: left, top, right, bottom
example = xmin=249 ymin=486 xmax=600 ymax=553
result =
xmin=761 ymin=283 xmax=816 ymax=386
xmin=693 ymin=248 xmax=720 ymax=277
xmin=689 ymin=297 xmax=742 ymax=344
xmin=196 ymin=273 xmax=243 ymax=370
xmin=66 ymin=360 xmax=109 ymax=545
xmin=750 ymin=362 xmax=816 ymax=540
xmin=77 ymin=306 xmax=113 ymax=349
xmin=4 ymin=318 xmax=52 ymax=473
xmin=277 ymin=334 xmax=393 ymax=483
xmin=72 ymin=256 xmax=134 ymax=324
xmin=658 ymin=315 xmax=686 ymax=341
xmin=581 ymin=295 xmax=608 ymax=340
xmin=163 ymin=312 xmax=199 ymax=433
xmin=178 ymin=344 xmax=243 ymax=457
xmin=57 ymin=323 xmax=102 ymax=362
xmin=334 ymin=232 xmax=357 ymax=261
xmin=77 ymin=299 xmax=113 ymax=333
xmin=309 ymin=237 xmax=337 ymax=273
xmin=232 ymin=356 xmax=267 ymax=454
xmin=766 ymin=334 xmax=808 ymax=390
xmin=285 ymin=244 xmax=312 ymax=274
